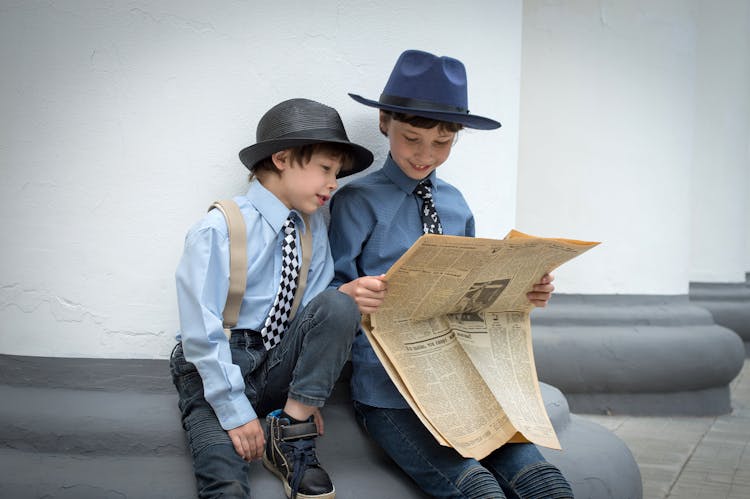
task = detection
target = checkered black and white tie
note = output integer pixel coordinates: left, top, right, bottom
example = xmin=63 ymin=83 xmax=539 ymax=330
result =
xmin=260 ymin=216 xmax=300 ymax=350
xmin=414 ymin=180 xmax=443 ymax=235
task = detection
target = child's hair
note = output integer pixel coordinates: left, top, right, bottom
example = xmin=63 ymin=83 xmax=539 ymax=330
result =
xmin=249 ymin=142 xmax=356 ymax=182
xmin=379 ymin=110 xmax=464 ymax=136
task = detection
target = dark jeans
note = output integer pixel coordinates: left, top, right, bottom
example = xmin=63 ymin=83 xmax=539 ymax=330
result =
xmin=354 ymin=402 xmax=574 ymax=499
xmin=170 ymin=289 xmax=360 ymax=499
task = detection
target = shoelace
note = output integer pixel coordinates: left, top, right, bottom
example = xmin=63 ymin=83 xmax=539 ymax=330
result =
xmin=283 ymin=438 xmax=319 ymax=498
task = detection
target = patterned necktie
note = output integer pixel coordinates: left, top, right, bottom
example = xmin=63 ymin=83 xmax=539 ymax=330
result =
xmin=414 ymin=180 xmax=443 ymax=235
xmin=260 ymin=216 xmax=300 ymax=350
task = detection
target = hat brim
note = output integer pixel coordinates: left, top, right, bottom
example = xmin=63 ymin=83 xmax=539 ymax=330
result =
xmin=348 ymin=93 xmax=501 ymax=130
xmin=239 ymin=137 xmax=374 ymax=178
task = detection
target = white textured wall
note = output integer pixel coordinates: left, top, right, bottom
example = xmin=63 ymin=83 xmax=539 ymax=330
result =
xmin=0 ymin=1 xmax=521 ymax=358
xmin=689 ymin=0 xmax=750 ymax=283
xmin=518 ymin=0 xmax=699 ymax=295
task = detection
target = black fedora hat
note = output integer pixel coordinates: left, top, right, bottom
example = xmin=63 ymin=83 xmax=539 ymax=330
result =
xmin=239 ymin=98 xmax=374 ymax=177
xmin=349 ymin=50 xmax=501 ymax=130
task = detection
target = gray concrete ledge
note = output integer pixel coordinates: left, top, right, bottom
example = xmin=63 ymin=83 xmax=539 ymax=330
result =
xmin=690 ymin=280 xmax=750 ymax=355
xmin=564 ymin=386 xmax=731 ymax=416
xmin=531 ymin=294 xmax=745 ymax=416
xmin=0 ymin=354 xmax=641 ymax=498
xmin=0 ymin=354 xmax=172 ymax=392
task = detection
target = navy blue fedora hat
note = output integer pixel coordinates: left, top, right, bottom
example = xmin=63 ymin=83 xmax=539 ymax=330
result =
xmin=239 ymin=98 xmax=374 ymax=178
xmin=349 ymin=50 xmax=501 ymax=130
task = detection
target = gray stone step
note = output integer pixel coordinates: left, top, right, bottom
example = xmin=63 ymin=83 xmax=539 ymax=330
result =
xmin=0 ymin=449 xmax=196 ymax=499
xmin=690 ymin=281 xmax=750 ymax=355
xmin=531 ymin=294 xmax=745 ymax=415
xmin=0 ymin=354 xmax=642 ymax=498
xmin=0 ymin=385 xmax=185 ymax=456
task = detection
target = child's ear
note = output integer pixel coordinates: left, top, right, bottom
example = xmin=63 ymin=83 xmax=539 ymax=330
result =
xmin=271 ymin=150 xmax=291 ymax=170
xmin=379 ymin=111 xmax=390 ymax=136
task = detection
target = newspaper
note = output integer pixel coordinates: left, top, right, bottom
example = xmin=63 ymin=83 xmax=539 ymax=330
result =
xmin=362 ymin=230 xmax=599 ymax=459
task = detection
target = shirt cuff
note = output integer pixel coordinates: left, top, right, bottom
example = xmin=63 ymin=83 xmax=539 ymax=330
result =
xmin=211 ymin=394 xmax=257 ymax=430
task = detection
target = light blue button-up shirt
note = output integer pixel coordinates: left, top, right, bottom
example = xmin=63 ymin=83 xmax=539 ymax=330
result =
xmin=328 ymin=156 xmax=475 ymax=408
xmin=175 ymin=181 xmax=334 ymax=429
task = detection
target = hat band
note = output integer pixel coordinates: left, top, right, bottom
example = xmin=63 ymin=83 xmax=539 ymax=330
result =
xmin=270 ymin=127 xmax=349 ymax=142
xmin=378 ymin=94 xmax=469 ymax=114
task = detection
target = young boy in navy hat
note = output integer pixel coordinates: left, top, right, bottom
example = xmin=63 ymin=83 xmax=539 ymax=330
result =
xmin=330 ymin=51 xmax=574 ymax=498
xmin=171 ymin=98 xmax=373 ymax=499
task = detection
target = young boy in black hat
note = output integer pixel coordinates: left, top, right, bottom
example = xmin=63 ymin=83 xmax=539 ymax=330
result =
xmin=330 ymin=50 xmax=574 ymax=498
xmin=171 ymin=98 xmax=373 ymax=499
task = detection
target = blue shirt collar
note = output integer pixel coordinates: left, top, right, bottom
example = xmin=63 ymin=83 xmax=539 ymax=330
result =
xmin=382 ymin=154 xmax=438 ymax=196
xmin=246 ymin=181 xmax=305 ymax=233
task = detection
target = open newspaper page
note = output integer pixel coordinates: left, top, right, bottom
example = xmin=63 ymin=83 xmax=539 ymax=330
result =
xmin=361 ymin=314 xmax=450 ymax=446
xmin=363 ymin=231 xmax=599 ymax=459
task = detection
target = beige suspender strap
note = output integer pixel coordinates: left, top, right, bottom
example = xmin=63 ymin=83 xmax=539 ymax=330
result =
xmin=209 ymin=200 xmax=247 ymax=339
xmin=209 ymin=201 xmax=313 ymax=340
xmin=289 ymin=213 xmax=312 ymax=320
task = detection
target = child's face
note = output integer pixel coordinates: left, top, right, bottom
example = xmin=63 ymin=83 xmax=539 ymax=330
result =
xmin=382 ymin=117 xmax=456 ymax=180
xmin=275 ymin=150 xmax=342 ymax=214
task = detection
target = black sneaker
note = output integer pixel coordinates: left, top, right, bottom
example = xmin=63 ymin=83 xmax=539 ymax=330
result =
xmin=263 ymin=410 xmax=335 ymax=499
